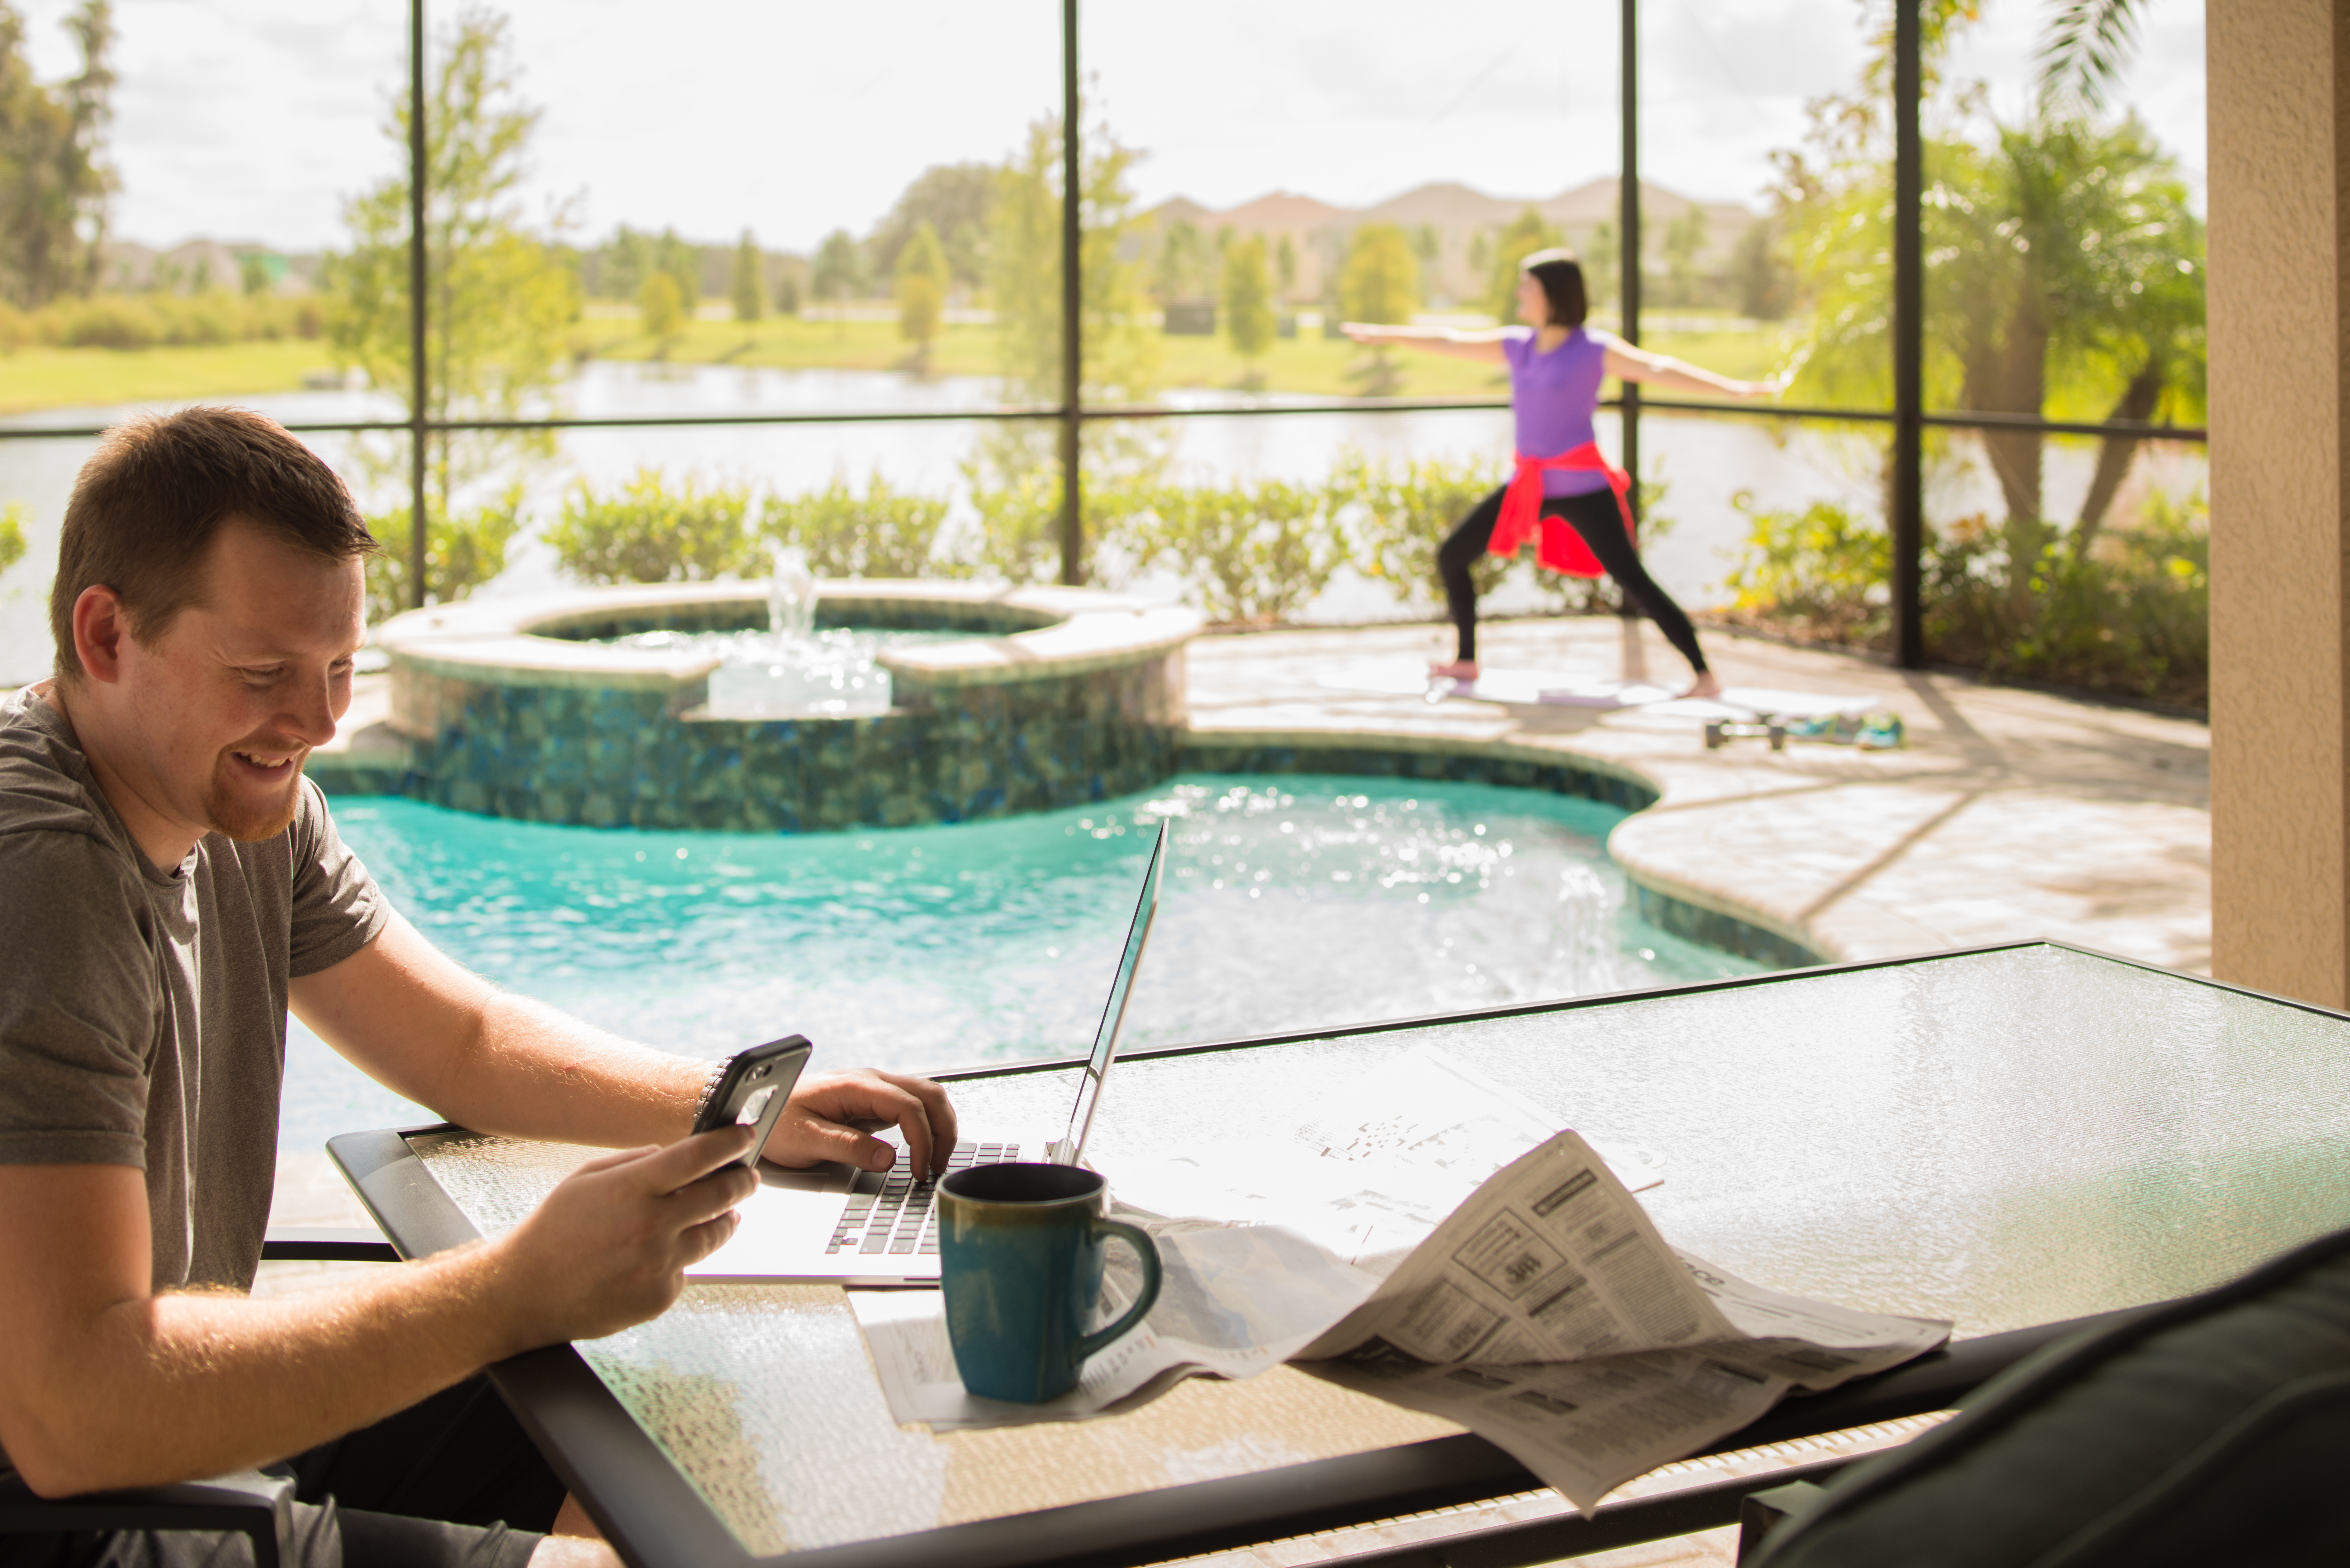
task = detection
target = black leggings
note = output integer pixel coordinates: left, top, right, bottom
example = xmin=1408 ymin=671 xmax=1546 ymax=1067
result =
xmin=1437 ymin=485 xmax=1709 ymax=672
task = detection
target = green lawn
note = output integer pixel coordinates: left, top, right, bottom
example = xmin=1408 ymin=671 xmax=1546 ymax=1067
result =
xmin=0 ymin=319 xmax=1790 ymax=415
xmin=577 ymin=315 xmax=1011 ymax=378
xmin=0 ymin=341 xmax=340 ymax=416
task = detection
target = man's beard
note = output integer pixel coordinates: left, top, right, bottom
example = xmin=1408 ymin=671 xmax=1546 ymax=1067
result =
xmin=202 ymin=749 xmax=306 ymax=842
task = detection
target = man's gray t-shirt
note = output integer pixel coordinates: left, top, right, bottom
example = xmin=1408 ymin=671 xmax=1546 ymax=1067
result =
xmin=0 ymin=685 xmax=387 ymax=1290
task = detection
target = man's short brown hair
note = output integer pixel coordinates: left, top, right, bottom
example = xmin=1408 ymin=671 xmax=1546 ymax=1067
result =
xmin=49 ymin=406 xmax=378 ymax=683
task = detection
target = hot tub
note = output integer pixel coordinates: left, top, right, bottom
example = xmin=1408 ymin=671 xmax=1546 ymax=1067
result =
xmin=373 ymin=581 xmax=1202 ymax=833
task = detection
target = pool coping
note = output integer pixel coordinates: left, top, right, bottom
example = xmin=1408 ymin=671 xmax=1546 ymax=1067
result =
xmin=374 ymin=580 xmax=1203 ymax=696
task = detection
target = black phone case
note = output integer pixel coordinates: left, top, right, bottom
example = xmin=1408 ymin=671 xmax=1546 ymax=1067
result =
xmin=694 ymin=1035 xmax=813 ymax=1169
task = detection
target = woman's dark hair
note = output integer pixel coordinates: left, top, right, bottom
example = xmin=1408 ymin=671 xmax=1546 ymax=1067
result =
xmin=1520 ymin=248 xmax=1589 ymax=329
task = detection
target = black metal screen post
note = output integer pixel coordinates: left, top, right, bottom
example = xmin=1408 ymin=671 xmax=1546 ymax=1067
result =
xmin=1890 ymin=0 xmax=1925 ymax=667
xmin=1057 ymin=0 xmax=1083 ymax=586
xmin=406 ymin=0 xmax=429 ymax=610
xmin=1618 ymin=0 xmax=1642 ymax=620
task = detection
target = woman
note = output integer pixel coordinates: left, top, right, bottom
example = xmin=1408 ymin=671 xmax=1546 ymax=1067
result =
xmin=1346 ymin=248 xmax=1776 ymax=698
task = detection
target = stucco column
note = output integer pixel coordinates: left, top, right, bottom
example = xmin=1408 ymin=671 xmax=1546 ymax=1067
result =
xmin=2208 ymin=3 xmax=2350 ymax=1006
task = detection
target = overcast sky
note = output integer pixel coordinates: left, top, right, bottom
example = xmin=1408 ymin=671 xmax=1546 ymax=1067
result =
xmin=16 ymin=0 xmax=2205 ymax=255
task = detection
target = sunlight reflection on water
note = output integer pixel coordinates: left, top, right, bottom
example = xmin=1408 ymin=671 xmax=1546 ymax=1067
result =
xmin=278 ymin=773 xmax=1760 ymax=1151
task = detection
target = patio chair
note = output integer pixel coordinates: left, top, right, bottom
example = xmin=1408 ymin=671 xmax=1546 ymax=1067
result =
xmin=1737 ymin=1223 xmax=2350 ymax=1568
xmin=0 ymin=1227 xmax=400 ymax=1568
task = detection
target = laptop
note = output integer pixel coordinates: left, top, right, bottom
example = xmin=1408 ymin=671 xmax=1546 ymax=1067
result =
xmin=689 ymin=817 xmax=1168 ymax=1285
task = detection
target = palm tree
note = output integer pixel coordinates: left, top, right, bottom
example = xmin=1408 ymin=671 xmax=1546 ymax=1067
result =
xmin=2036 ymin=0 xmax=2149 ymax=114
xmin=1781 ymin=0 xmax=2192 ymax=567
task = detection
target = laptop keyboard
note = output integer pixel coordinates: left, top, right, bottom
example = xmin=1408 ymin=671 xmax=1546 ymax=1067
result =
xmin=826 ymin=1142 xmax=1022 ymax=1257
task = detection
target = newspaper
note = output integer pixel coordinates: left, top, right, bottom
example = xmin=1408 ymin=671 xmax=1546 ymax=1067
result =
xmin=851 ymin=1052 xmax=1949 ymax=1511
xmin=1293 ymin=1131 xmax=1949 ymax=1510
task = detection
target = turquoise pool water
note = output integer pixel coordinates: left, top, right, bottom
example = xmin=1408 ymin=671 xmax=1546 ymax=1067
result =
xmin=281 ymin=775 xmax=1761 ymax=1153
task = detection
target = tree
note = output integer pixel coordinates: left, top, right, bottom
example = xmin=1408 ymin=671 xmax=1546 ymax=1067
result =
xmin=811 ymin=228 xmax=865 ymax=304
xmin=1340 ymin=223 xmax=1418 ymax=325
xmin=1582 ymin=219 xmax=1619 ymax=315
xmin=2036 ymin=0 xmax=2147 ymax=114
xmin=1222 ymin=232 xmax=1275 ymax=385
xmin=650 ymin=227 xmax=699 ymax=315
xmin=1485 ymin=207 xmax=1561 ymax=322
xmin=867 ymin=162 xmax=995 ymax=288
xmin=0 ymin=0 xmax=114 ymax=308
xmin=1729 ymin=217 xmax=1793 ymax=320
xmin=1275 ymin=234 xmax=1297 ymax=298
xmin=639 ymin=269 xmax=682 ymax=338
xmin=1774 ymin=11 xmax=2204 ymax=568
xmin=596 ymin=224 xmax=655 ymax=300
xmin=326 ymin=2 xmax=578 ymax=606
xmin=1151 ymin=217 xmax=1211 ymax=304
xmin=1340 ymin=223 xmax=1420 ymax=396
xmin=1660 ymin=206 xmax=1707 ymax=306
xmin=971 ymin=110 xmax=1162 ymax=581
xmin=1411 ymin=223 xmax=1442 ymax=299
xmin=894 ymin=219 xmax=946 ymax=365
xmin=986 ymin=114 xmax=1158 ymax=409
xmin=729 ymin=229 xmax=764 ymax=323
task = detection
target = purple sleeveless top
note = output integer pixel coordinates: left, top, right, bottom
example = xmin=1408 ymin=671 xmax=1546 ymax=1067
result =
xmin=1502 ymin=325 xmax=1615 ymax=496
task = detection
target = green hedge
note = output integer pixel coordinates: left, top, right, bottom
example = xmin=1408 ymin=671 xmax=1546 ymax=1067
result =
xmin=535 ymin=452 xmax=1516 ymax=622
xmin=0 ymin=291 xmax=325 ymax=353
xmin=365 ymin=490 xmax=524 ymax=627
xmin=759 ymin=473 xmax=958 ymax=580
xmin=544 ymin=470 xmax=753 ymax=585
xmin=1720 ymin=490 xmax=2209 ymax=711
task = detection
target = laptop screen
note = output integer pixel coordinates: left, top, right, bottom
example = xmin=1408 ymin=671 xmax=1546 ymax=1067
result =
xmin=1055 ymin=818 xmax=1168 ymax=1166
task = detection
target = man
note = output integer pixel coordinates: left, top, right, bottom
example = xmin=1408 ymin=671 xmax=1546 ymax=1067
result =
xmin=0 ymin=407 xmax=959 ymax=1567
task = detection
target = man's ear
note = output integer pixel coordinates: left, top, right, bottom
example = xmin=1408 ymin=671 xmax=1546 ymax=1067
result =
xmin=71 ymin=585 xmax=132 ymax=686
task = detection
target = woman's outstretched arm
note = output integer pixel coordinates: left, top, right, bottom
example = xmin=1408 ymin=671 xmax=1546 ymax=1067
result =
xmin=1603 ymin=339 xmax=1779 ymax=400
xmin=1341 ymin=322 xmax=1509 ymax=364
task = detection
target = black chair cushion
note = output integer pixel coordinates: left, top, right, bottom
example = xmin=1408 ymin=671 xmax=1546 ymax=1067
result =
xmin=1749 ymin=1225 xmax=2350 ymax=1568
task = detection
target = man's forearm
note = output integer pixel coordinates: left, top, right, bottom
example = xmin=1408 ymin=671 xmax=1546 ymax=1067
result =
xmin=421 ymin=991 xmax=705 ymax=1147
xmin=14 ymin=1246 xmax=519 ymax=1496
xmin=292 ymin=915 xmax=708 ymax=1149
xmin=8 ymin=1132 xmax=755 ymax=1498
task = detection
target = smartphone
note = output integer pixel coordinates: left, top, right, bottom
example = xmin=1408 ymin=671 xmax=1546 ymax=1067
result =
xmin=691 ymin=1035 xmax=813 ymax=1171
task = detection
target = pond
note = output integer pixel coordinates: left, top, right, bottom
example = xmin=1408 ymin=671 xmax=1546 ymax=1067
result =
xmin=279 ymin=773 xmax=1760 ymax=1154
xmin=0 ymin=359 xmax=2199 ymax=686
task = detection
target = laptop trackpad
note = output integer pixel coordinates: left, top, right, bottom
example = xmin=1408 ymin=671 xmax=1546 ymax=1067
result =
xmin=694 ymin=1175 xmax=854 ymax=1278
xmin=756 ymin=1158 xmax=860 ymax=1196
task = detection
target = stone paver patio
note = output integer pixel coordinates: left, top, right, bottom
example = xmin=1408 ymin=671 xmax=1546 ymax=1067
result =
xmin=1178 ymin=616 xmax=2209 ymax=974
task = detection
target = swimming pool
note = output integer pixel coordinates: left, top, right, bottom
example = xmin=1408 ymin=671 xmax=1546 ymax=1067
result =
xmin=280 ymin=774 xmax=1762 ymax=1153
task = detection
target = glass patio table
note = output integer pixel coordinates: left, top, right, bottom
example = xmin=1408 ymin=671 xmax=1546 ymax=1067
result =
xmin=329 ymin=941 xmax=2350 ymax=1568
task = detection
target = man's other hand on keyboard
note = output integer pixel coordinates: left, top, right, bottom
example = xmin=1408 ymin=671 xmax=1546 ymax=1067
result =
xmin=758 ymin=1067 xmax=961 ymax=1179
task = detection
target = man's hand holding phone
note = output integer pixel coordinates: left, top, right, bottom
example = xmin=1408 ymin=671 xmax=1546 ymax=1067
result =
xmin=481 ymin=1041 xmax=963 ymax=1354
xmin=488 ymin=1125 xmax=761 ymax=1351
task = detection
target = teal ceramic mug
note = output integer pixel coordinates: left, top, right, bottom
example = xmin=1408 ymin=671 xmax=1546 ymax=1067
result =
xmin=936 ymin=1164 xmax=1163 ymax=1404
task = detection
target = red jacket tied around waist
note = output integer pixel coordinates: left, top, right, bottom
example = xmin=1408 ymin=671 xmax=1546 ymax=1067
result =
xmin=1488 ymin=442 xmax=1634 ymax=579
